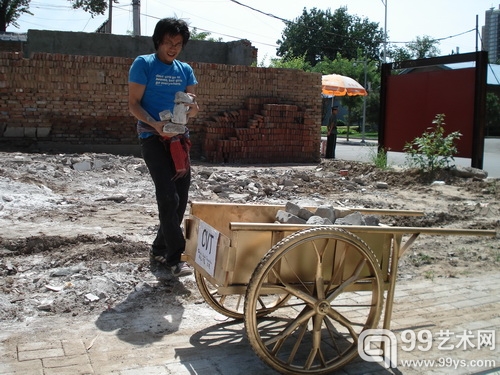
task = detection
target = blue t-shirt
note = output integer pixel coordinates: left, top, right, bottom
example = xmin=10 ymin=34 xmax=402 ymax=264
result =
xmin=129 ymin=54 xmax=198 ymax=136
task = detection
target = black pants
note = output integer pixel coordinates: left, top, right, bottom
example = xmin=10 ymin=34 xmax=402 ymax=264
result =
xmin=325 ymin=133 xmax=337 ymax=158
xmin=140 ymin=135 xmax=191 ymax=265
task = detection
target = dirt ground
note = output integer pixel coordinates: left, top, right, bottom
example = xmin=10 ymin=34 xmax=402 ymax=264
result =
xmin=0 ymin=151 xmax=498 ymax=327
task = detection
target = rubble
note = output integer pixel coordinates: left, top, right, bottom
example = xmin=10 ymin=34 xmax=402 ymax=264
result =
xmin=0 ymin=151 xmax=498 ymax=324
xmin=450 ymin=165 xmax=488 ymax=179
xmin=276 ymin=201 xmax=379 ymax=226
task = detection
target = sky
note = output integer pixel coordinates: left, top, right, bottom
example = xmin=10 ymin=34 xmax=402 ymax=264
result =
xmin=10 ymin=0 xmax=498 ymax=65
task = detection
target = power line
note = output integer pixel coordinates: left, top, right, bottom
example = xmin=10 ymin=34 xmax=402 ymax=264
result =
xmin=227 ymin=0 xmax=478 ymax=48
xmin=21 ymin=1 xmax=480 ymax=54
xmin=28 ymin=1 xmax=278 ymax=48
xmin=389 ymin=28 xmax=476 ymax=45
xmin=228 ymin=0 xmax=291 ymax=24
xmin=29 ymin=1 xmax=71 ymax=10
xmin=135 ymin=10 xmax=278 ymax=48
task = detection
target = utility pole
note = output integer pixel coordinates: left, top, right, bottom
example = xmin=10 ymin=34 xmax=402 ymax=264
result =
xmin=361 ymin=60 xmax=367 ymax=144
xmin=355 ymin=60 xmax=368 ymax=144
xmin=133 ymin=0 xmax=141 ymax=36
xmin=107 ymin=0 xmax=112 ymax=33
xmin=475 ymin=14 xmax=479 ymax=51
xmin=380 ymin=0 xmax=387 ymax=63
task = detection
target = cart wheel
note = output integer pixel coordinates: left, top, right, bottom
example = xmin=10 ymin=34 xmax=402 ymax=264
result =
xmin=195 ymin=270 xmax=290 ymax=320
xmin=244 ymin=227 xmax=384 ymax=375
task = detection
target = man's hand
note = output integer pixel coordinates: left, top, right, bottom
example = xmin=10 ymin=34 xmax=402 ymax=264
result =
xmin=184 ymin=93 xmax=199 ymax=118
xmin=150 ymin=120 xmax=183 ymax=138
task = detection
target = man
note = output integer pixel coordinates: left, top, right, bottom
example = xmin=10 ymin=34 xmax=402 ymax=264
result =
xmin=325 ymin=106 xmax=338 ymax=159
xmin=128 ymin=18 xmax=199 ymax=277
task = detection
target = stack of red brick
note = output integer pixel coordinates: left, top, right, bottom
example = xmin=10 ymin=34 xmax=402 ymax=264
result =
xmin=203 ymin=97 xmax=317 ymax=163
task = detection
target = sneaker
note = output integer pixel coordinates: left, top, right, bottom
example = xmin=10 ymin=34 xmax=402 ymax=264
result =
xmin=171 ymin=262 xmax=192 ymax=277
xmin=149 ymin=248 xmax=169 ymax=271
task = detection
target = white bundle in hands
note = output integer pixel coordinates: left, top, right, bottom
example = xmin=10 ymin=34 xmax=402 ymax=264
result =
xmin=159 ymin=109 xmax=172 ymax=121
xmin=172 ymin=92 xmax=193 ymax=125
xmin=161 ymin=92 xmax=194 ymax=134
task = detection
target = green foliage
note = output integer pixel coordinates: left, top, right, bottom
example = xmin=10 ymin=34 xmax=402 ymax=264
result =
xmin=0 ymin=0 xmax=33 ymax=31
xmin=321 ymin=124 xmax=377 ymax=139
xmin=388 ymin=35 xmax=441 ymax=62
xmin=190 ymin=28 xmax=223 ymax=42
xmin=268 ymin=55 xmax=312 ymax=70
xmin=424 ymin=270 xmax=435 ymax=280
xmin=255 ymin=54 xmax=269 ymax=67
xmin=368 ymin=147 xmax=388 ymax=169
xmin=337 ymin=126 xmax=361 ymax=135
xmin=313 ymin=53 xmax=379 ymax=85
xmin=277 ymin=7 xmax=384 ymax=66
xmin=403 ymin=114 xmax=462 ymax=173
xmin=410 ymin=252 xmax=434 ymax=267
xmin=387 ymin=46 xmax=412 ymax=62
xmin=486 ymin=92 xmax=500 ymax=136
xmin=336 ymin=127 xmax=347 ymax=135
xmin=407 ymin=35 xmax=441 ymax=59
xmin=69 ymin=0 xmax=111 ymax=16
xmin=313 ymin=53 xmax=359 ymax=76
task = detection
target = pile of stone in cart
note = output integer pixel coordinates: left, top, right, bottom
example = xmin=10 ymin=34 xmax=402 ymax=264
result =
xmin=276 ymin=201 xmax=380 ymax=226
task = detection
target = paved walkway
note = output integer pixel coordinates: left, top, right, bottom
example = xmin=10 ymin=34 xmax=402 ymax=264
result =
xmin=1 ymin=273 xmax=499 ymax=375
xmin=330 ymin=137 xmax=500 ymax=179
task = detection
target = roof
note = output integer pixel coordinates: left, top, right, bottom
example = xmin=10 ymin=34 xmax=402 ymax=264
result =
xmin=0 ymin=32 xmax=27 ymax=42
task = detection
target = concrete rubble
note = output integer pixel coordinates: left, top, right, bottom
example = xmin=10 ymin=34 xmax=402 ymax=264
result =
xmin=0 ymin=151 xmax=498 ymax=325
xmin=275 ymin=201 xmax=380 ymax=226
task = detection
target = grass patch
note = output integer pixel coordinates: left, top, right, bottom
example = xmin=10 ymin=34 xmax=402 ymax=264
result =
xmin=320 ymin=126 xmax=378 ymax=140
xmin=368 ymin=146 xmax=388 ymax=169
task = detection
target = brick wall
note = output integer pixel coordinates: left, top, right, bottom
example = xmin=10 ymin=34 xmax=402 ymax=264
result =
xmin=0 ymin=52 xmax=322 ymax=163
xmin=0 ymin=40 xmax=23 ymax=53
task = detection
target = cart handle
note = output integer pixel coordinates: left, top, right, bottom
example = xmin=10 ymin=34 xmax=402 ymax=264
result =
xmin=229 ymin=222 xmax=497 ymax=237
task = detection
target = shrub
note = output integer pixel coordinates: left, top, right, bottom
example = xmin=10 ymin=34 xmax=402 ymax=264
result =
xmin=403 ymin=114 xmax=462 ymax=174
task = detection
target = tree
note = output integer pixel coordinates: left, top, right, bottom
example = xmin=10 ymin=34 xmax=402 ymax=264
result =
xmin=0 ymin=0 xmax=33 ymax=32
xmin=407 ymin=35 xmax=440 ymax=59
xmin=276 ymin=7 xmax=384 ymax=66
xmin=486 ymin=92 xmax=500 ymax=137
xmin=190 ymin=28 xmax=222 ymax=42
xmin=268 ymin=54 xmax=312 ymax=70
xmin=388 ymin=35 xmax=441 ymax=62
xmin=69 ymin=0 xmax=115 ymax=17
xmin=387 ymin=45 xmax=412 ymax=62
xmin=1 ymin=0 xmax=116 ymax=32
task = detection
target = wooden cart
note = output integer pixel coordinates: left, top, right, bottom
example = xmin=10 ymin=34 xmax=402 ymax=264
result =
xmin=183 ymin=201 xmax=496 ymax=375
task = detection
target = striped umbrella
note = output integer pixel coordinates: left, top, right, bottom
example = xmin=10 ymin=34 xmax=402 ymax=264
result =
xmin=322 ymin=74 xmax=367 ymax=96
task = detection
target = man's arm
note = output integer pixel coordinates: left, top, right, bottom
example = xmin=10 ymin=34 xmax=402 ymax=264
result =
xmin=128 ymin=82 xmax=163 ymax=132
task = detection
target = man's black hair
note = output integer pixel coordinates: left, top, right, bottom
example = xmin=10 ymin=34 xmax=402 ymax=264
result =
xmin=152 ymin=18 xmax=191 ymax=50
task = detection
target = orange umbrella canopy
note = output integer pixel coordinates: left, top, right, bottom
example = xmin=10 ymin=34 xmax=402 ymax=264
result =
xmin=322 ymin=74 xmax=367 ymax=96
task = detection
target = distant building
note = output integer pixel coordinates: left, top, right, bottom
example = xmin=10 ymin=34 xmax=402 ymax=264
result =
xmin=483 ymin=5 xmax=500 ymax=63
